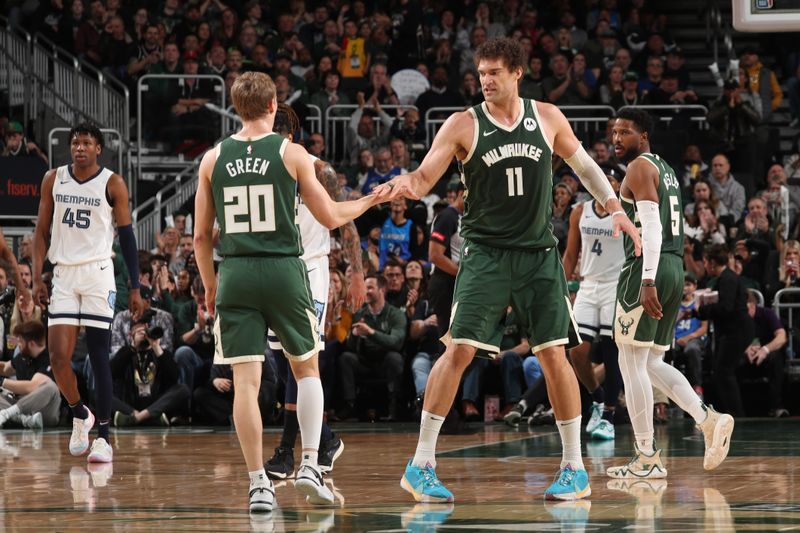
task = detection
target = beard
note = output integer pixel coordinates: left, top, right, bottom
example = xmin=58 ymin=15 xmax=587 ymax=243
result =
xmin=617 ymin=144 xmax=641 ymax=164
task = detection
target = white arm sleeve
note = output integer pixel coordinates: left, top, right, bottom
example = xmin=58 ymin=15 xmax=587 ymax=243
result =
xmin=564 ymin=145 xmax=617 ymax=206
xmin=637 ymin=200 xmax=662 ymax=280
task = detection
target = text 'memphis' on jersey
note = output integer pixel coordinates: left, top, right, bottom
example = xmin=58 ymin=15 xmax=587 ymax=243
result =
xmin=459 ymin=98 xmax=555 ymax=250
xmin=48 ymin=165 xmax=115 ymax=266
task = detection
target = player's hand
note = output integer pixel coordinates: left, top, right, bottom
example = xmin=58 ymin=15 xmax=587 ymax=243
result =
xmin=33 ymin=280 xmax=49 ymax=308
xmin=612 ymin=211 xmax=641 ymax=256
xmin=347 ymin=272 xmax=366 ymax=311
xmin=372 ymin=174 xmax=418 ymax=202
xmin=128 ymin=289 xmax=145 ymax=321
xmin=640 ymin=284 xmax=662 ymax=319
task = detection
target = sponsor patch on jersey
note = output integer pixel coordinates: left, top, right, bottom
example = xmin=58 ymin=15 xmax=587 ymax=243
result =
xmin=108 ymin=290 xmax=116 ymax=310
xmin=524 ymin=117 xmax=537 ymax=131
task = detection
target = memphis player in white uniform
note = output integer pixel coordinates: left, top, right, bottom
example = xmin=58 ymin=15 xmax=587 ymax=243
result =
xmin=562 ymin=169 xmax=625 ymax=440
xmin=264 ymin=104 xmax=366 ymax=480
xmin=33 ymin=123 xmax=144 ymax=463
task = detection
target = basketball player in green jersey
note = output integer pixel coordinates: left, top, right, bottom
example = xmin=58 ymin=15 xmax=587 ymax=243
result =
xmin=193 ymin=72 xmax=377 ymax=513
xmin=607 ymin=108 xmax=734 ymax=480
xmin=374 ymin=37 xmax=641 ymax=502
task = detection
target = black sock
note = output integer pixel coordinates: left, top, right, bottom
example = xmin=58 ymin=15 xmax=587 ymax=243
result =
xmin=320 ymin=422 xmax=333 ymax=444
xmin=70 ymin=400 xmax=88 ymax=420
xmin=602 ymin=408 xmax=614 ymax=423
xmin=280 ymin=409 xmax=298 ymax=449
xmin=591 ymin=386 xmax=605 ymax=404
xmin=97 ymin=420 xmax=110 ymax=440
xmin=86 ymin=327 xmax=112 ymax=425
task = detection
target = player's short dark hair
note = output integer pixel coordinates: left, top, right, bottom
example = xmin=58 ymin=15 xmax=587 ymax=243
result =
xmin=704 ymin=243 xmax=729 ymax=267
xmin=366 ymin=273 xmax=387 ymax=290
xmin=616 ymin=108 xmax=654 ymax=138
xmin=12 ymin=320 xmax=46 ymax=345
xmin=69 ymin=121 xmax=104 ymax=148
xmin=474 ymin=37 xmax=525 ymax=73
xmin=273 ymin=103 xmax=299 ymax=138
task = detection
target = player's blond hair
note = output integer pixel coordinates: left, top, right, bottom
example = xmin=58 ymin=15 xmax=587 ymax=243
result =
xmin=230 ymin=71 xmax=276 ymax=121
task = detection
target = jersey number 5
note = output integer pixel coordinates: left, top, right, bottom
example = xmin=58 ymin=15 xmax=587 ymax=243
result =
xmin=224 ymin=185 xmax=276 ymax=234
xmin=669 ymin=196 xmax=680 ymax=236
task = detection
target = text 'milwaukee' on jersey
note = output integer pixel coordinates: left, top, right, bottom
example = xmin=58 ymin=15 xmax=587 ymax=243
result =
xmin=578 ymin=200 xmax=624 ymax=283
xmin=48 ymin=165 xmax=115 ymax=266
xmin=296 ymin=154 xmax=331 ymax=262
xmin=459 ymin=97 xmax=555 ymax=250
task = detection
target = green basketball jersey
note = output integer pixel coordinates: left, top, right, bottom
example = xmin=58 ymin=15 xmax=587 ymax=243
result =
xmin=621 ymin=152 xmax=683 ymax=262
xmin=211 ymin=133 xmax=302 ymax=258
xmin=460 ymin=98 xmax=555 ymax=249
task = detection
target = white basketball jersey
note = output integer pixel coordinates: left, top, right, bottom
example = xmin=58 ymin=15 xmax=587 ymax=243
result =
xmin=297 ymin=154 xmax=331 ymax=262
xmin=579 ymin=200 xmax=624 ymax=283
xmin=48 ymin=165 xmax=115 ymax=266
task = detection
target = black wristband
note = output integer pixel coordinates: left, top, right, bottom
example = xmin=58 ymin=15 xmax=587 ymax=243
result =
xmin=641 ymin=281 xmax=656 ymax=287
xmin=0 ymin=376 xmax=5 ymax=387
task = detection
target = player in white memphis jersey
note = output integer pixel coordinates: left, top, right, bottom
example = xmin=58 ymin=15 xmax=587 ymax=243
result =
xmin=562 ymin=169 xmax=625 ymax=441
xmin=33 ymin=123 xmax=144 ymax=464
xmin=264 ymin=104 xmax=366 ymax=480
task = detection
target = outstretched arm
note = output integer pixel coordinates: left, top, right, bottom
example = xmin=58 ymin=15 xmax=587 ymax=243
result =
xmin=372 ymin=110 xmax=471 ymax=202
xmin=316 ymin=159 xmax=366 ymax=310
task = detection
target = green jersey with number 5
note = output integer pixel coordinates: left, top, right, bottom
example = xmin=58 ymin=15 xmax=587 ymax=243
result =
xmin=621 ymin=152 xmax=683 ymax=262
xmin=211 ymin=133 xmax=302 ymax=258
xmin=460 ymin=98 xmax=555 ymax=250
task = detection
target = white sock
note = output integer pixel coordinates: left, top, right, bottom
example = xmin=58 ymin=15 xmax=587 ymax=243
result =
xmin=556 ymin=415 xmax=584 ymax=470
xmin=296 ymin=376 xmax=324 ymax=467
xmin=0 ymin=405 xmax=20 ymax=425
xmin=617 ymin=343 xmax=655 ymax=453
xmin=412 ymin=410 xmax=445 ymax=468
xmin=646 ymin=349 xmax=707 ymax=424
xmin=249 ymin=468 xmax=268 ymax=487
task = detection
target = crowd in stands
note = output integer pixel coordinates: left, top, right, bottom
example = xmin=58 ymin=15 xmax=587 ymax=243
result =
xmin=2 ymin=0 xmax=800 ymax=428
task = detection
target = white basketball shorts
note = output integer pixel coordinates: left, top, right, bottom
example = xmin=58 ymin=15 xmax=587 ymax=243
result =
xmin=48 ymin=258 xmax=116 ymax=330
xmin=572 ymin=278 xmax=617 ymax=341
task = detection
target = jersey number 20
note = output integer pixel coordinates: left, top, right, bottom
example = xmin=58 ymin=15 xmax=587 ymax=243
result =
xmin=224 ymin=185 xmax=276 ymax=234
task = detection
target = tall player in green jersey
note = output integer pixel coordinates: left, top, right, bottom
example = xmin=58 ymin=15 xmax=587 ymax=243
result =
xmin=374 ymin=38 xmax=641 ymax=502
xmin=607 ymin=108 xmax=734 ymax=480
xmin=193 ymin=72 xmax=377 ymax=513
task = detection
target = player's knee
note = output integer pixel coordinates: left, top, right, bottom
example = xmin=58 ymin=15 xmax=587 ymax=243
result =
xmin=442 ymin=345 xmax=475 ymax=372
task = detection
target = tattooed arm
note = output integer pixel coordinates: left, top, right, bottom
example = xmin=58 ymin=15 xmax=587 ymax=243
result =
xmin=315 ymin=159 xmax=367 ymax=310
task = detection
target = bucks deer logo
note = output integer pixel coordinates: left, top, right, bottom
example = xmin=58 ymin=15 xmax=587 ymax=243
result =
xmin=618 ymin=316 xmax=634 ymax=336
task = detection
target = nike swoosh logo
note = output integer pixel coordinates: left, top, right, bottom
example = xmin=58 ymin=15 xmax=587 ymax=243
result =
xmin=483 ymin=129 xmax=497 ymax=137
xmin=100 ymin=265 xmax=109 ymax=270
xmin=307 ymin=267 xmax=317 ymax=274
xmin=60 ymin=181 xmax=70 ymax=184
xmin=621 ymin=265 xmax=630 ymax=272
xmin=644 ymin=268 xmax=653 ymax=273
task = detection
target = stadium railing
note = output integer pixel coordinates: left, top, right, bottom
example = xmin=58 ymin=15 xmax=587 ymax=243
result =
xmin=324 ymin=104 xmax=416 ymax=165
xmin=773 ymin=288 xmax=800 ymax=360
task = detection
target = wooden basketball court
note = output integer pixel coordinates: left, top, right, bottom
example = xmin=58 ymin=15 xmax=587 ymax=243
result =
xmin=2 ymin=419 xmax=798 ymax=531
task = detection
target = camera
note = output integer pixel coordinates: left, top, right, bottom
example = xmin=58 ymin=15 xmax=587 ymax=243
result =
xmin=133 ymin=309 xmax=164 ymax=350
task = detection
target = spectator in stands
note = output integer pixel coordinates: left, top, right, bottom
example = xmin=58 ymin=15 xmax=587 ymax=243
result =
xmin=74 ymin=0 xmax=105 ymax=66
xmin=707 ymin=77 xmax=761 ymax=151
xmin=535 ymin=31 xmax=557 ymax=60
xmin=390 ymin=109 xmax=426 ymax=146
xmin=678 ymin=144 xmax=709 ymax=189
xmin=613 ymin=47 xmax=633 ymax=72
xmin=740 ymin=47 xmax=783 ymax=123
xmin=389 ymin=137 xmax=416 ymax=172
xmin=9 ymin=281 xmax=44 ymax=350
xmin=352 ymin=148 xmax=374 ymax=190
xmin=337 ymin=274 xmax=406 ymax=421
xmin=664 ymin=48 xmax=691 ymax=89
xmin=459 ymin=25 xmax=487 ymax=75
xmin=362 ymin=147 xmax=403 ymax=195
xmin=599 ymin=64 xmax=624 ymax=105
xmin=709 ymin=153 xmax=746 ymax=222
xmin=144 ymin=42 xmax=181 ymax=141
xmin=57 ymin=0 xmax=85 ymax=54
xmin=458 ymin=70 xmax=483 ymax=106
xmin=111 ymin=318 xmax=190 ymax=427
xmin=165 ymin=50 xmax=217 ymax=150
xmin=379 ymin=198 xmax=422 ymax=270
xmin=544 ymin=52 xmax=592 ymax=105
xmin=204 ymin=44 xmax=227 ymax=76
xmin=346 ymin=93 xmax=393 ymax=166
xmin=305 ymin=132 xmax=326 ymax=159
xmin=192 ymin=360 xmax=275 ymax=425
xmin=409 ymin=286 xmax=440 ymax=411
xmin=174 ymin=277 xmax=215 ymax=392
xmin=100 ymin=15 xmax=134 ymax=81
xmin=685 ymin=178 xmax=728 ymax=219
xmin=1 ymin=122 xmax=47 ymax=162
xmin=686 ymin=200 xmax=727 ymax=247
xmin=736 ymin=197 xmax=778 ymax=250
xmin=0 ymin=263 xmax=15 ymax=358
xmin=610 ymin=70 xmax=641 ymax=108
xmin=551 ymin=183 xmax=574 ymax=253
xmin=778 ymin=240 xmax=800 ymax=289
xmin=0 ymin=321 xmax=61 ymax=429
xmin=18 ymin=233 xmax=33 ymax=265
xmin=644 ymin=71 xmax=698 ymax=106
xmin=555 ymin=26 xmax=579 ymax=60
xmin=760 ymin=173 xmax=791 ymax=236
xmin=414 ymin=66 xmax=464 ymax=121
xmin=383 ymin=259 xmax=407 ymax=308
xmin=169 ymin=234 xmax=194 ymax=276
xmin=310 ymin=70 xmax=351 ymax=117
xmin=110 ymin=286 xmax=174 ymax=356
xmin=673 ymin=272 xmax=708 ymax=399
xmin=743 ymin=289 xmax=789 ymax=417
xmin=638 ymin=55 xmax=664 ymax=96
xmin=766 ymin=164 xmax=800 ymax=231
xmin=690 ymin=244 xmax=754 ymax=417
xmin=127 ymin=24 xmax=163 ymax=83
xmin=519 ymin=55 xmax=545 ymax=101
